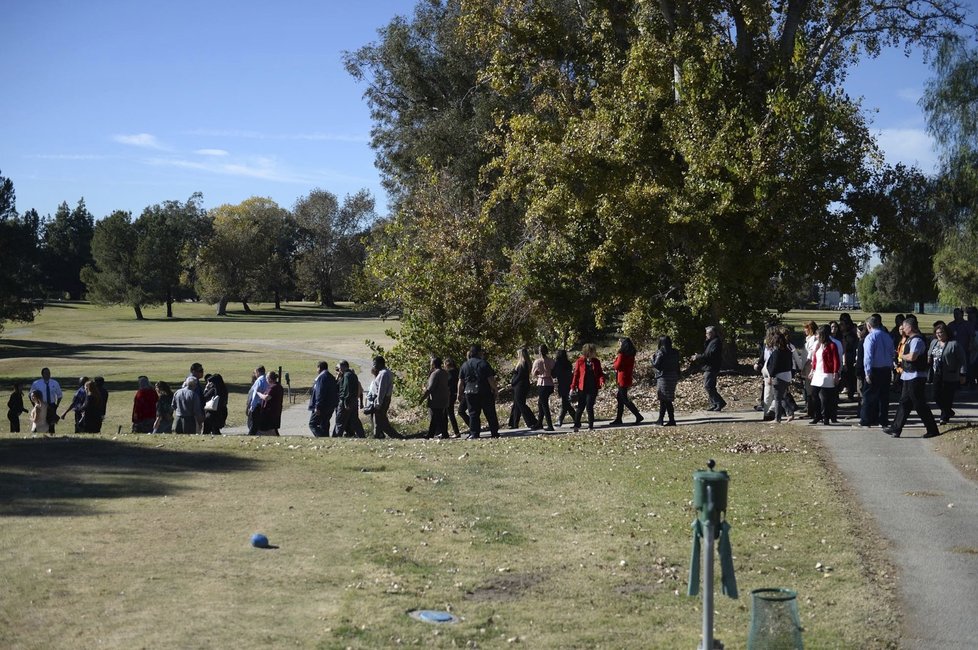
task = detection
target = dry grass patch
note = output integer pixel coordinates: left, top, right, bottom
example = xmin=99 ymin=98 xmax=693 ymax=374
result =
xmin=933 ymin=422 xmax=978 ymax=483
xmin=0 ymin=422 xmax=899 ymax=649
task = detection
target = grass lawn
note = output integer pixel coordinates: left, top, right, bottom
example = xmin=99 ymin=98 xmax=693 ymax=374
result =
xmin=781 ymin=309 xmax=949 ymax=334
xmin=0 ymin=303 xmax=907 ymax=648
xmin=0 ymin=426 xmax=897 ymax=649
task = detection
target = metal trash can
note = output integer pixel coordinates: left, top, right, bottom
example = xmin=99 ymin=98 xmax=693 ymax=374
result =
xmin=747 ymin=588 xmax=803 ymax=649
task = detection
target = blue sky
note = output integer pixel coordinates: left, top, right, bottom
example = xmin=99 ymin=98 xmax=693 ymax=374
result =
xmin=0 ymin=0 xmax=950 ymax=222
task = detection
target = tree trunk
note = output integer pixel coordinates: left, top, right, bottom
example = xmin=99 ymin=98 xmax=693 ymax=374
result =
xmin=323 ymin=282 xmax=336 ymax=308
xmin=242 ymin=299 xmax=252 ymax=313
xmin=216 ymin=297 xmax=228 ymax=316
xmin=166 ymin=288 xmax=174 ymax=318
xmin=918 ymin=301 xmax=925 ymax=314
xmin=134 ymin=304 xmax=144 ymax=320
xmin=274 ymin=290 xmax=282 ymax=310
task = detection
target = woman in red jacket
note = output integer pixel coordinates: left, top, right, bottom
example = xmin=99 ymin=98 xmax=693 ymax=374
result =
xmin=571 ymin=343 xmax=605 ymax=432
xmin=131 ymin=375 xmax=159 ymax=433
xmin=808 ymin=325 xmax=841 ymax=425
xmin=610 ymin=337 xmax=644 ymax=426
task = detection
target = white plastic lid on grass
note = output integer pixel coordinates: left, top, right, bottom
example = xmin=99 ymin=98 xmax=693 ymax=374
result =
xmin=409 ymin=610 xmax=458 ymax=624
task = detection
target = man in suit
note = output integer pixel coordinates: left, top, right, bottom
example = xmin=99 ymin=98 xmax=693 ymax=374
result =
xmin=308 ymin=361 xmax=338 ymax=437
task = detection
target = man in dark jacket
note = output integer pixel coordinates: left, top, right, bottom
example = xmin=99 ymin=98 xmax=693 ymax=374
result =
xmin=308 ymin=360 xmax=339 ymax=437
xmin=690 ymin=325 xmax=727 ymax=412
xmin=457 ymin=345 xmax=500 ymax=439
xmin=333 ymin=360 xmax=363 ymax=437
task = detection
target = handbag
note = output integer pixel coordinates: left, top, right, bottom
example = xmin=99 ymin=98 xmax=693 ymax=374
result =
xmin=204 ymin=395 xmax=220 ymax=412
xmin=362 ymin=393 xmax=377 ymax=415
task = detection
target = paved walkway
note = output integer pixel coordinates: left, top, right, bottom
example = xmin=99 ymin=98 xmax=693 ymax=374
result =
xmin=812 ymin=393 xmax=978 ymax=649
xmin=226 ymin=387 xmax=978 ymax=647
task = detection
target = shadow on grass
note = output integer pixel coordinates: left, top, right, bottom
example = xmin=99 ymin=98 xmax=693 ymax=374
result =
xmin=0 ymin=340 xmax=250 ymax=362
xmin=0 ymin=436 xmax=264 ymax=518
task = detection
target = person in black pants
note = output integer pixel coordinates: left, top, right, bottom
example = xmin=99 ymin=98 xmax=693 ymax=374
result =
xmin=457 ymin=345 xmax=500 ymax=439
xmin=508 ymin=347 xmax=539 ymax=430
xmin=884 ymin=316 xmax=940 ymax=438
xmin=690 ymin=326 xmax=726 ymax=411
xmin=7 ymin=383 xmax=28 ymax=433
xmin=571 ymin=343 xmax=605 ymax=432
xmin=553 ymin=349 xmax=573 ymax=427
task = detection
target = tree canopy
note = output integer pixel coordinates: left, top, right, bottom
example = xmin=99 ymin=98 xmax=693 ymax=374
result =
xmin=923 ymin=35 xmax=978 ymax=306
xmin=0 ymin=171 xmax=43 ymax=333
xmin=348 ymin=0 xmax=970 ymax=375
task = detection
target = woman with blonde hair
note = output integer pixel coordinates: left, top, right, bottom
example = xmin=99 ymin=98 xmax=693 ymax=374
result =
xmin=509 ymin=347 xmax=540 ymax=430
xmin=531 ymin=344 xmax=556 ymax=431
xmin=79 ymin=380 xmax=104 ymax=433
xmin=570 ymin=343 xmax=605 ymax=432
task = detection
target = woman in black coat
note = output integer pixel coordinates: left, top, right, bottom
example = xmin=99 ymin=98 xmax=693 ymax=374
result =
xmin=508 ymin=347 xmax=540 ymax=430
xmin=202 ymin=373 xmax=229 ymax=435
xmin=553 ymin=349 xmax=574 ymax=427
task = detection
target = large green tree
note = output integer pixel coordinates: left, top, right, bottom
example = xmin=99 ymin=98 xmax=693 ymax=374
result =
xmin=42 ymin=199 xmax=95 ymax=300
xmin=194 ymin=197 xmax=293 ymax=315
xmin=0 ymin=171 xmax=43 ymax=333
xmin=854 ymin=164 xmax=947 ymax=312
xmin=80 ymin=210 xmax=151 ymax=319
xmin=293 ymin=188 xmax=374 ymax=307
xmin=135 ymin=193 xmax=209 ymax=317
xmin=352 ymin=0 xmax=970 ymax=367
xmin=923 ymin=36 xmax=978 ymax=306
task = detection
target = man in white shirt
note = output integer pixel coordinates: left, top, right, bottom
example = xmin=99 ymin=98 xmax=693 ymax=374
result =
xmin=246 ymin=366 xmax=268 ymax=435
xmin=30 ymin=368 xmax=63 ymax=433
xmin=370 ymin=356 xmax=403 ymax=439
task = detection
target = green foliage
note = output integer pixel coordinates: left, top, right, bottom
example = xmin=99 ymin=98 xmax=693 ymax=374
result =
xmin=293 ymin=189 xmax=374 ymax=306
xmin=360 ymin=171 xmax=528 ymax=394
xmin=924 ymin=36 xmax=978 ymax=162
xmin=857 ymin=264 xmax=912 ymax=313
xmin=934 ymin=225 xmax=978 ymax=306
xmin=0 ymin=171 xmax=43 ymax=332
xmin=135 ymin=194 xmax=209 ymax=317
xmin=922 ymin=34 xmax=978 ymax=307
xmin=42 ymin=199 xmax=94 ymax=300
xmin=194 ymin=197 xmax=293 ymax=314
xmin=80 ymin=210 xmax=151 ymax=318
xmin=352 ymin=0 xmax=970 ymax=363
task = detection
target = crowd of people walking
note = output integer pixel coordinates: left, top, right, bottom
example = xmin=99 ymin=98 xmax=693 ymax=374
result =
xmin=7 ymin=307 xmax=977 ymax=439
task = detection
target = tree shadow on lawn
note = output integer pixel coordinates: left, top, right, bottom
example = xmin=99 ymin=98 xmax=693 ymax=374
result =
xmin=163 ymin=304 xmax=386 ymax=324
xmin=0 ymin=436 xmax=264 ymax=518
xmin=0 ymin=339 xmax=251 ymax=362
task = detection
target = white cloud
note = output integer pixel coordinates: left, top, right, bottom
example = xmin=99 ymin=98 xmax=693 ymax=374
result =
xmin=874 ymin=127 xmax=939 ymax=172
xmin=184 ymin=128 xmax=369 ymax=143
xmin=145 ymin=156 xmax=315 ymax=184
xmin=27 ymin=153 xmax=111 ymax=160
xmin=194 ymin=148 xmax=230 ymax=157
xmin=897 ymin=87 xmax=922 ymax=103
xmin=113 ymin=133 xmax=166 ymax=149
